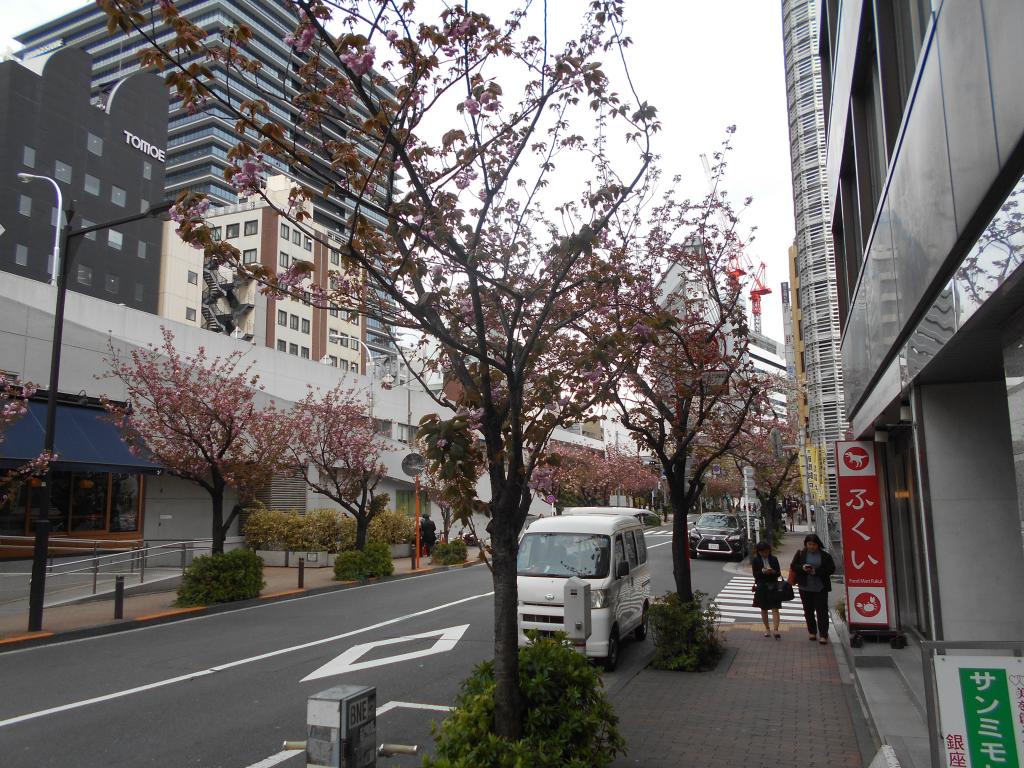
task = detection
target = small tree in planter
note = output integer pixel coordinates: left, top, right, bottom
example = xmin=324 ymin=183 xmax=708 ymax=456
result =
xmin=285 ymin=384 xmax=388 ymax=550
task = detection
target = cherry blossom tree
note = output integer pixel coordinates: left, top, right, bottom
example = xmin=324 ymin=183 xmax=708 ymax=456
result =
xmin=609 ymin=153 xmax=769 ymax=601
xmin=103 ymin=329 xmax=288 ymax=554
xmin=285 ymin=384 xmax=387 ymax=550
xmin=533 ymin=443 xmax=657 ymax=508
xmin=1 ymin=376 xmax=52 ymax=507
xmin=99 ymin=0 xmax=657 ymax=738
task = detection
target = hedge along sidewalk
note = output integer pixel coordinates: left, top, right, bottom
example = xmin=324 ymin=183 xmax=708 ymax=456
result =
xmin=0 ymin=547 xmax=483 ymax=648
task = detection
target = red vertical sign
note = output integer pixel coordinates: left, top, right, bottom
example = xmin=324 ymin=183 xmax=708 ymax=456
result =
xmin=835 ymin=441 xmax=890 ymax=628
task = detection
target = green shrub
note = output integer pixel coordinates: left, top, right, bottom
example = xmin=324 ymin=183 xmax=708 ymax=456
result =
xmin=302 ymin=508 xmax=345 ymax=553
xmin=334 ymin=550 xmax=368 ymax=581
xmin=368 ymin=508 xmax=414 ymax=545
xmin=431 ymin=539 xmax=468 ymax=565
xmin=424 ymin=633 xmax=624 ymax=768
xmin=243 ymin=507 xmax=292 ymax=550
xmin=176 ymin=549 xmax=264 ymax=606
xmin=363 ymin=541 xmax=394 ymax=577
xmin=648 ymin=591 xmax=724 ymax=672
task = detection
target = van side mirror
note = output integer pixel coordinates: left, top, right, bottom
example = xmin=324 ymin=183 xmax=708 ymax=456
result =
xmin=616 ymin=560 xmax=630 ymax=579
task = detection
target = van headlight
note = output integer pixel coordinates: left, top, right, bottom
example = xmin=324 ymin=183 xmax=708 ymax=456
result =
xmin=590 ymin=589 xmax=608 ymax=609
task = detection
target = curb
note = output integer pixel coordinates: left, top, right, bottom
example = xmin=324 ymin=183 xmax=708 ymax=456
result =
xmin=0 ymin=558 xmax=485 ymax=653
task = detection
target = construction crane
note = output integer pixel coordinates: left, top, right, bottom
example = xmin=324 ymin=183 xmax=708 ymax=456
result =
xmin=699 ymin=154 xmax=772 ymax=333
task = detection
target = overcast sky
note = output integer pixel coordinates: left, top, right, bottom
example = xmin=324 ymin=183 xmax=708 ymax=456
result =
xmin=4 ymin=0 xmax=796 ymax=341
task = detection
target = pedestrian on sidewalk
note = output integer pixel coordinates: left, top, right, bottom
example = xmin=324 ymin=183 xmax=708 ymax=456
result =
xmin=420 ymin=511 xmax=437 ymax=556
xmin=789 ymin=533 xmax=835 ymax=644
xmin=752 ymin=541 xmax=783 ymax=639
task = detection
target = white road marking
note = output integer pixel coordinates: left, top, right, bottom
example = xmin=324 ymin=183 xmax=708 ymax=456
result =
xmin=242 ymin=701 xmax=455 ymax=768
xmin=0 ymin=591 xmax=492 ymax=729
xmin=302 ymin=625 xmax=470 ymax=681
xmin=711 ymin=576 xmax=805 ymax=623
xmin=647 ymin=541 xmax=672 ymax=549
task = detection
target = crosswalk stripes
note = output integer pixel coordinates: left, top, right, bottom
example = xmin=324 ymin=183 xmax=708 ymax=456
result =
xmin=709 ymin=575 xmax=806 ymax=625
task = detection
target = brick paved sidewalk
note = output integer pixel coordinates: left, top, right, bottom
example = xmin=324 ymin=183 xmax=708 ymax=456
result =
xmin=611 ymin=624 xmax=869 ymax=768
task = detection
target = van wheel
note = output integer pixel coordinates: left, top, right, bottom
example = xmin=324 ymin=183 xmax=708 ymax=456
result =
xmin=602 ymin=628 xmax=620 ymax=672
xmin=634 ymin=604 xmax=649 ymax=641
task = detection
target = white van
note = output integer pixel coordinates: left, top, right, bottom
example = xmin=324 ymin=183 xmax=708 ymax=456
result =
xmin=516 ymin=513 xmax=652 ymax=671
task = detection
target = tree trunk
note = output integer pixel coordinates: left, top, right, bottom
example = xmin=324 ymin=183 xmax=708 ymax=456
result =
xmin=355 ymin=514 xmax=370 ymax=551
xmin=489 ymin=499 xmax=523 ymax=740
xmin=668 ymin=471 xmax=694 ymax=601
xmin=210 ymin=483 xmax=226 ymax=555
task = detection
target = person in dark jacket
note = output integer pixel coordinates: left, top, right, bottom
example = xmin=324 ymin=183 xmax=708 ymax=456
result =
xmin=419 ymin=512 xmax=437 ymax=555
xmin=752 ymin=541 xmax=783 ymax=639
xmin=790 ymin=533 xmax=836 ymax=644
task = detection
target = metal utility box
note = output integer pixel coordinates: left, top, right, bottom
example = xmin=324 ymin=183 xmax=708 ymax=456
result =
xmin=563 ymin=577 xmax=592 ymax=645
xmin=306 ymin=685 xmax=377 ymax=768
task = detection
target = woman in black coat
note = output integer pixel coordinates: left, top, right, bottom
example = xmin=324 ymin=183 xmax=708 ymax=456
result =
xmin=752 ymin=541 xmax=783 ymax=639
xmin=789 ymin=533 xmax=836 ymax=644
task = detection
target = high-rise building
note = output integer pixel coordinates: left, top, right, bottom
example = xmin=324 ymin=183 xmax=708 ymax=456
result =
xmin=780 ymin=0 xmax=847 ymax=516
xmin=0 ymin=46 xmax=167 ymax=311
xmin=14 ymin=1 xmax=396 ymax=355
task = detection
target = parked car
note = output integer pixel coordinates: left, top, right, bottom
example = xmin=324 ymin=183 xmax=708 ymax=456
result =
xmin=562 ymin=506 xmax=662 ymax=528
xmin=687 ymin=512 xmax=748 ymax=560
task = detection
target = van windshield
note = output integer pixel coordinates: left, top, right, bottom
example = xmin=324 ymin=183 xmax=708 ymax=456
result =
xmin=517 ymin=533 xmax=611 ymax=578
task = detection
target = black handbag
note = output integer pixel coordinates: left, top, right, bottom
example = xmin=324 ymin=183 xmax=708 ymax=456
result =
xmin=777 ymin=580 xmax=795 ymax=602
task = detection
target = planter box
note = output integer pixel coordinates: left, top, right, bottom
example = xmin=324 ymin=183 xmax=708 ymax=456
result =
xmin=255 ymin=550 xmax=330 ymax=568
xmin=390 ymin=543 xmax=414 ymax=559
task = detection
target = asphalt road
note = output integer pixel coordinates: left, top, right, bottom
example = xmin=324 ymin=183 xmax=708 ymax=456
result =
xmin=0 ymin=525 xmax=734 ymax=768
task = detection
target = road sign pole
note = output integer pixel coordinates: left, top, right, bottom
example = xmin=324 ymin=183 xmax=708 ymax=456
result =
xmin=414 ymin=475 xmax=421 ymax=571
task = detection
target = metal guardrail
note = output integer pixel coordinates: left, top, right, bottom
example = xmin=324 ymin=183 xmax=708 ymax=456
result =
xmin=0 ymin=536 xmax=245 ymax=606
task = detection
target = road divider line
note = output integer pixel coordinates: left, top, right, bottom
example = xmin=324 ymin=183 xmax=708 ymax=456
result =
xmin=0 ymin=591 xmax=493 ymax=729
xmin=647 ymin=540 xmax=672 ymax=549
xmin=243 ymin=748 xmax=303 ymax=768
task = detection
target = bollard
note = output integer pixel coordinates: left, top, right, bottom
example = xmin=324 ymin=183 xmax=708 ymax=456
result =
xmin=298 ymin=557 xmax=305 ymax=589
xmin=27 ymin=521 xmax=51 ymax=632
xmin=307 ymin=685 xmax=377 ymax=768
xmin=114 ymin=575 xmax=125 ymax=619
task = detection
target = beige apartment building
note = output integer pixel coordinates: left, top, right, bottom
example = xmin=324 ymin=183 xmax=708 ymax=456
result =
xmin=159 ymin=176 xmax=366 ymax=374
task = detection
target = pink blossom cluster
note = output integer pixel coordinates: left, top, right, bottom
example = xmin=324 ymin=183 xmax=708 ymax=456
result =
xmin=454 ymin=168 xmax=477 ymax=190
xmin=340 ymin=45 xmax=375 ymax=77
xmin=284 ymin=12 xmax=315 ymax=53
xmin=229 ymin=154 xmax=267 ymax=195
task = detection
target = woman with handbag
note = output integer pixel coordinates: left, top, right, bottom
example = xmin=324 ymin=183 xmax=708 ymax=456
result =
xmin=789 ymin=533 xmax=836 ymax=644
xmin=752 ymin=541 xmax=784 ymax=639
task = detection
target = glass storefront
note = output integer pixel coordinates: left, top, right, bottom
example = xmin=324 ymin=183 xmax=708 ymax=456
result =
xmin=0 ymin=471 xmax=144 ymax=537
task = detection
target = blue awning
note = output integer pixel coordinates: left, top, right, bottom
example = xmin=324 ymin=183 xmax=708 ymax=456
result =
xmin=0 ymin=401 xmax=161 ymax=474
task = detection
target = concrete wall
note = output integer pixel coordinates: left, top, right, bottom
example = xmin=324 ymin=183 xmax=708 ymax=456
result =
xmin=919 ymin=381 xmax=1024 ymax=641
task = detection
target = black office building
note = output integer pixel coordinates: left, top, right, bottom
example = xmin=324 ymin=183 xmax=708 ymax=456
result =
xmin=0 ymin=46 xmax=167 ymax=313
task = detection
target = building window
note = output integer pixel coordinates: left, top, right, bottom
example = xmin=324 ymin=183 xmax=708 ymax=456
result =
xmin=211 ymin=226 xmax=222 ymax=242
xmin=54 ymin=160 xmax=72 ymax=183
xmin=87 ymin=133 xmax=103 ymax=156
xmin=329 ymin=303 xmax=339 ymax=318
xmin=140 ymin=199 xmax=149 ymax=213
xmin=225 ymin=223 xmax=239 ymax=239
xmin=347 ymin=312 xmax=360 ymax=325
xmin=185 ymin=307 xmax=197 ymax=322
xmin=279 ymin=252 xmax=289 ymax=269
xmin=243 ymin=248 xmax=257 ymax=264
xmin=81 ymin=218 xmax=96 ymax=241
xmin=290 ymin=314 xmax=299 ymax=330
xmin=105 ymin=274 xmax=120 ymax=294
xmin=292 ymin=230 xmax=301 ymax=245
xmin=276 ymin=339 xmax=286 ymax=352
xmin=244 ymin=220 xmax=258 ymax=236
xmin=22 ymin=146 xmax=35 ymax=168
xmin=17 ymin=195 xmax=31 ymax=217
xmin=277 ymin=309 xmax=287 ymax=326
xmin=75 ymin=264 xmax=91 ymax=285
xmin=301 ymin=318 xmax=310 ymax=334
xmin=134 ymin=283 xmax=144 ymax=303
xmin=289 ymin=343 xmax=298 ymax=356
xmin=137 ymin=241 xmax=147 ymax=260
xmin=84 ymin=174 xmax=101 ymax=196
xmin=142 ymin=161 xmax=152 ymax=180
xmin=329 ymin=355 xmax=338 ymax=367
xmin=280 ymin=223 xmax=290 ymax=239
xmin=330 ymin=249 xmax=341 ymax=266
xmin=300 ymin=346 xmax=310 ymax=359
xmin=187 ymin=270 xmax=199 ymax=285
xmin=304 ymin=237 xmax=312 ymax=252
xmin=108 ymin=230 xmax=123 ymax=250
xmin=15 ymin=244 xmax=29 ymax=267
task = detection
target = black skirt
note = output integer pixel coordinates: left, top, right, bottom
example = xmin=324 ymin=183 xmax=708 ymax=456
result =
xmin=753 ymin=581 xmax=784 ymax=609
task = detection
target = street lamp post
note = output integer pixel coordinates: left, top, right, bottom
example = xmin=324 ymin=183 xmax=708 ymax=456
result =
xmin=323 ymin=333 xmax=395 ymax=416
xmin=19 ymin=179 xmax=172 ymax=632
xmin=17 ymin=173 xmax=63 ymax=288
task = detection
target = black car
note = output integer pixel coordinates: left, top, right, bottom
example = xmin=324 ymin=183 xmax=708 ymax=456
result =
xmin=688 ymin=513 xmax=748 ymax=560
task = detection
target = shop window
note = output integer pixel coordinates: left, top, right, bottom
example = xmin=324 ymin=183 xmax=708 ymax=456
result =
xmin=0 ymin=486 xmax=27 ymax=534
xmin=244 ymin=219 xmax=258 ymax=236
xmin=109 ymin=474 xmax=140 ymax=532
xmin=71 ymin=473 xmax=109 ymax=532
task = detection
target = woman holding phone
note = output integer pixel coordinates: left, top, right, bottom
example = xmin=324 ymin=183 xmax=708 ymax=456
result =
xmin=789 ymin=533 xmax=836 ymax=644
xmin=752 ymin=541 xmax=783 ymax=638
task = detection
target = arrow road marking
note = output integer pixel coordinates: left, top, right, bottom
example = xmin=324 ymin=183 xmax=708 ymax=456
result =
xmin=302 ymin=625 xmax=470 ymax=681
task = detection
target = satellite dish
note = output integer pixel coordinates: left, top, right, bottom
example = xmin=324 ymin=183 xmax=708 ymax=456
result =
xmin=401 ymin=452 xmax=425 ymax=477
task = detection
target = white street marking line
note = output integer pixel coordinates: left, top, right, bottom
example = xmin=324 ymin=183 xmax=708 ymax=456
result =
xmin=0 ymin=591 xmax=492 ymax=729
xmin=302 ymin=625 xmax=470 ymax=681
xmin=647 ymin=541 xmax=672 ymax=549
xmin=242 ymin=701 xmax=456 ymax=768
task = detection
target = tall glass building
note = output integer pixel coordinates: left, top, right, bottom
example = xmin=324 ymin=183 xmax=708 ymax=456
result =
xmin=780 ymin=0 xmax=848 ymax=519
